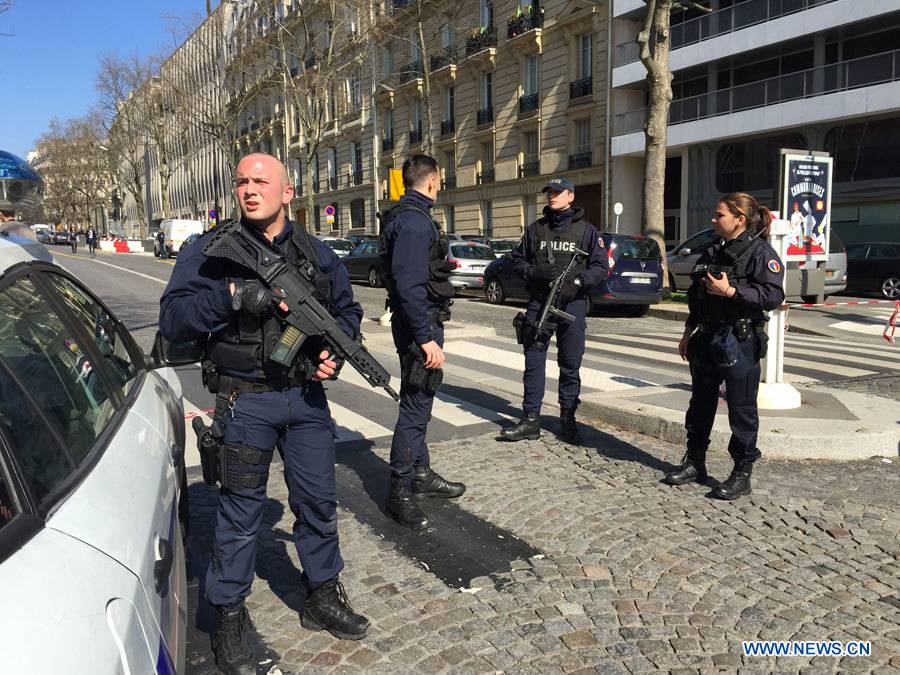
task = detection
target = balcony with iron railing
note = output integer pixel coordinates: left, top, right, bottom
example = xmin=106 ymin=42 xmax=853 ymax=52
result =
xmin=382 ymin=136 xmax=394 ymax=152
xmin=399 ymin=60 xmax=424 ymax=84
xmin=430 ymin=47 xmax=457 ymax=71
xmin=440 ymin=119 xmax=455 ymax=137
xmin=568 ymin=151 xmax=592 ymax=169
xmin=507 ymin=6 xmax=543 ymax=39
xmin=392 ymin=0 xmax=412 ymax=9
xmin=614 ymin=48 xmax=900 ymax=136
xmin=442 ymin=174 xmax=457 ymax=190
xmin=477 ymin=107 xmax=493 ymax=126
xmin=615 ymin=0 xmax=839 ymax=66
xmin=466 ymin=26 xmax=497 ymax=56
xmin=569 ymin=77 xmax=592 ymax=100
xmin=519 ymin=93 xmax=539 ymax=115
xmin=348 ymin=169 xmax=364 ymax=186
xmin=477 ymin=166 xmax=495 ymax=184
xmin=328 ymin=176 xmax=338 ymax=191
xmin=519 ymin=159 xmax=540 ymax=177
xmin=409 ymin=128 xmax=422 ymax=145
xmin=250 ymin=121 xmax=260 ymax=131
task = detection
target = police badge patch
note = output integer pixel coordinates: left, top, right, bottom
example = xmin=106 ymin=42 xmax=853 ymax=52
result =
xmin=767 ymin=260 xmax=782 ymax=274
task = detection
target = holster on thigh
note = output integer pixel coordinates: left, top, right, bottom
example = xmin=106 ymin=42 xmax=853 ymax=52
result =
xmin=220 ymin=443 xmax=274 ymax=491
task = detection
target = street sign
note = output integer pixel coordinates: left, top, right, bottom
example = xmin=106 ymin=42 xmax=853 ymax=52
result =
xmin=324 ymin=204 xmax=336 ymax=217
xmin=208 ymin=209 xmax=217 ymax=219
xmin=613 ymin=202 xmax=623 ymax=215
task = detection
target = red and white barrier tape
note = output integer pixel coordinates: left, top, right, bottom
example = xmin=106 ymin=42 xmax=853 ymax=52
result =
xmin=789 ymin=299 xmax=898 ymax=309
xmin=884 ymin=301 xmax=900 ymax=343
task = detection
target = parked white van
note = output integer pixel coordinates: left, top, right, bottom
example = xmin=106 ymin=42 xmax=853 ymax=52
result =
xmin=158 ymin=219 xmax=205 ymax=256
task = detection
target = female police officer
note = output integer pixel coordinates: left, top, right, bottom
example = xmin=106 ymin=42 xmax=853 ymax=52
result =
xmin=664 ymin=192 xmax=785 ymax=500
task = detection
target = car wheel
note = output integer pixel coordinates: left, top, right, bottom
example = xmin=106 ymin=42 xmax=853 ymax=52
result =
xmin=628 ymin=304 xmax=650 ymax=317
xmin=882 ymin=276 xmax=900 ymax=300
xmin=584 ymin=295 xmax=596 ymax=316
xmin=485 ymin=278 xmax=505 ymax=304
xmin=368 ymin=267 xmax=382 ymax=288
xmin=801 ymin=294 xmax=824 ymax=305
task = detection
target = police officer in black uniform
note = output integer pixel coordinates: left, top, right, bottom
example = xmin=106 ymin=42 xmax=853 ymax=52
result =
xmin=379 ymin=154 xmax=465 ymax=530
xmin=160 ymin=153 xmax=369 ymax=674
xmin=665 ymin=192 xmax=785 ymax=500
xmin=500 ymin=176 xmax=608 ymax=443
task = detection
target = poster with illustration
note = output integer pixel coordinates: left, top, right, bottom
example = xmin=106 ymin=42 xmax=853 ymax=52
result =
xmin=780 ymin=152 xmax=832 ymax=262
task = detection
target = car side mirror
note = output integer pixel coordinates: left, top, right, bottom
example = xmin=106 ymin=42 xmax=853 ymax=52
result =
xmin=678 ymin=248 xmax=692 ymax=256
xmin=149 ymin=331 xmax=206 ymax=368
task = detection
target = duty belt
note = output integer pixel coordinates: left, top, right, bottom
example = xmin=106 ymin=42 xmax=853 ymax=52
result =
xmin=218 ymin=372 xmax=309 ymax=394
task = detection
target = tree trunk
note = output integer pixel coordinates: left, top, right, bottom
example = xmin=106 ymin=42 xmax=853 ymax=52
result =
xmin=417 ymin=17 xmax=435 ymax=157
xmin=639 ymin=0 xmax=674 ymax=294
xmin=304 ymin=149 xmax=317 ymax=234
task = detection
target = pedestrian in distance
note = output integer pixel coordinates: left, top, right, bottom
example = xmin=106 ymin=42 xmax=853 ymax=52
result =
xmin=160 ymin=153 xmax=370 ymax=674
xmin=665 ymin=192 xmax=785 ymax=500
xmin=69 ymin=227 xmax=78 ymax=254
xmin=500 ymin=176 xmax=608 ymax=444
xmin=156 ymin=228 xmax=168 ymax=259
xmin=85 ymin=226 xmax=97 ymax=257
xmin=379 ymin=154 xmax=466 ymax=530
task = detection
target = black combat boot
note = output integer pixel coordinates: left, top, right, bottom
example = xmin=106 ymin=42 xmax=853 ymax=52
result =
xmin=301 ymin=577 xmax=370 ymax=640
xmin=710 ymin=463 xmax=752 ymax=500
xmin=558 ymin=407 xmax=581 ymax=444
xmin=411 ymin=466 xmax=466 ymax=499
xmin=211 ymin=601 xmax=256 ymax=675
xmin=386 ymin=479 xmax=429 ymax=529
xmin=499 ymin=411 xmax=541 ymax=441
xmin=664 ymin=450 xmax=709 ymax=485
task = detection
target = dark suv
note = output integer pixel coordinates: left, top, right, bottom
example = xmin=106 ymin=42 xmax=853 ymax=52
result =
xmin=483 ymin=233 xmax=662 ymax=315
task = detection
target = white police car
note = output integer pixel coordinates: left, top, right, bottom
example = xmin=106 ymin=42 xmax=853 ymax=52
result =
xmin=0 ymin=224 xmax=187 ymax=673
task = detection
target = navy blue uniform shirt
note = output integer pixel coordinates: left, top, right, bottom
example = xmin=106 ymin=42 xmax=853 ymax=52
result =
xmin=159 ymin=219 xmax=362 ymax=344
xmin=383 ymin=190 xmax=443 ymax=345
xmin=510 ymin=205 xmax=609 ymax=290
xmin=686 ymin=230 xmax=785 ymax=330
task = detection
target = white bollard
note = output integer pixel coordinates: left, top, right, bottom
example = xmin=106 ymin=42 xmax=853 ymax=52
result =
xmin=758 ymin=218 xmax=801 ymax=409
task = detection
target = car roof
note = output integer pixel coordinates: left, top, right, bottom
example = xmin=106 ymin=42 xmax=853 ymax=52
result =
xmin=0 ymin=225 xmax=53 ymax=270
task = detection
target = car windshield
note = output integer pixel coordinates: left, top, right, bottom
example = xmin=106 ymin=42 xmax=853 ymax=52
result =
xmin=609 ymin=236 xmax=661 ymax=260
xmin=451 ymin=244 xmax=495 ymax=260
xmin=326 ymin=240 xmax=353 ymax=251
xmin=490 ymin=240 xmax=516 ymax=253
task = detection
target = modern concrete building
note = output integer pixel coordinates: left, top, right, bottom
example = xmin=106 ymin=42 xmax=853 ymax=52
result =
xmin=610 ymin=0 xmax=900 ymax=247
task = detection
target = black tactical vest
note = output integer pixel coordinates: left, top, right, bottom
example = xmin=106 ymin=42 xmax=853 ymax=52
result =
xmin=691 ymin=235 xmax=765 ymax=325
xmin=527 ymin=214 xmax=588 ymax=297
xmin=206 ymin=222 xmax=331 ymax=377
xmin=378 ymin=202 xmax=455 ymax=306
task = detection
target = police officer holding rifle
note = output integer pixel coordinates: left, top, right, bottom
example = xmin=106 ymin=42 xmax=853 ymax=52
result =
xmin=160 ymin=153 xmax=373 ymax=674
xmin=501 ymin=176 xmax=608 ymax=444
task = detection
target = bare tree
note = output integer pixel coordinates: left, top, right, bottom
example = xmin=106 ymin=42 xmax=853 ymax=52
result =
xmin=638 ymin=0 xmax=709 ymax=293
xmin=32 ymin=115 xmax=112 ymax=231
xmin=95 ymin=54 xmax=159 ymax=235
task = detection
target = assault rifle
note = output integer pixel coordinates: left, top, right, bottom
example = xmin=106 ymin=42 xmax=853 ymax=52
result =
xmin=203 ymin=221 xmax=399 ymax=401
xmin=532 ymin=247 xmax=589 ymax=340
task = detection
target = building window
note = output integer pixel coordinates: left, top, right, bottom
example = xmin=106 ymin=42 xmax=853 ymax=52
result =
xmin=480 ymin=72 xmax=493 ymax=110
xmin=524 ymin=54 xmax=539 ymax=96
xmin=575 ymin=118 xmax=591 ymax=154
xmin=314 ymin=205 xmax=321 ymax=232
xmin=313 ymin=152 xmax=321 ymax=193
xmin=521 ymin=130 xmax=539 ymax=176
xmin=382 ymin=46 xmax=393 ymax=76
xmin=825 ymin=119 xmax=900 ymax=183
xmin=524 ymin=195 xmax=537 ymax=227
xmin=577 ymin=33 xmax=592 ymax=80
xmin=291 ymin=157 xmax=302 ymax=192
xmin=481 ymin=201 xmax=493 ymax=237
xmin=350 ymin=198 xmax=365 ymax=229
xmin=480 ymin=0 xmax=493 ymax=28
xmin=348 ymin=70 xmax=363 ymax=109
xmin=444 ymin=86 xmax=455 ymax=122
xmin=441 ymin=23 xmax=455 ymax=48
xmin=444 ymin=205 xmax=455 ymax=233
xmin=327 ymin=147 xmax=337 ymax=189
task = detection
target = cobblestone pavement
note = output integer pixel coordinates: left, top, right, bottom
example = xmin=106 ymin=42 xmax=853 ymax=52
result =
xmin=821 ymin=374 xmax=900 ymax=403
xmin=186 ymin=416 xmax=900 ymax=674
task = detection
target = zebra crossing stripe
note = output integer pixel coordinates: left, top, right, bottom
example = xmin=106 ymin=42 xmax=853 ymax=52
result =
xmin=328 ymin=401 xmax=395 ymax=442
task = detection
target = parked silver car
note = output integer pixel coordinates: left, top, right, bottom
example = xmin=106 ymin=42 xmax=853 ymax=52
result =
xmin=667 ymin=228 xmax=847 ymax=300
xmin=448 ymin=242 xmax=494 ymax=291
xmin=0 ymin=226 xmax=187 ymax=674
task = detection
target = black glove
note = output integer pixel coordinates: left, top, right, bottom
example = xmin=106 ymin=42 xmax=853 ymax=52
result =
xmin=231 ymin=280 xmax=274 ymax=316
xmin=558 ymin=275 xmax=583 ymax=305
xmin=529 ymin=263 xmax=564 ymax=284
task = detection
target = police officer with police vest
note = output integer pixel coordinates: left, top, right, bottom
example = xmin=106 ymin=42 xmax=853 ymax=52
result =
xmin=160 ymin=153 xmax=369 ymax=674
xmin=500 ymin=176 xmax=608 ymax=444
xmin=379 ymin=154 xmax=466 ymax=530
xmin=665 ymin=192 xmax=785 ymax=500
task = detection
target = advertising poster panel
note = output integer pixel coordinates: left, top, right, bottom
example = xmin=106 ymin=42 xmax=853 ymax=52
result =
xmin=780 ymin=152 xmax=833 ymax=263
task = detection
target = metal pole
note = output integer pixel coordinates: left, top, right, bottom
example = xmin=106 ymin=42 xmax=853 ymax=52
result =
xmin=369 ymin=0 xmax=380 ymax=234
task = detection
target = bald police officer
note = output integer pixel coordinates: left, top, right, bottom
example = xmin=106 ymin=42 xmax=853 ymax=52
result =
xmin=501 ymin=176 xmax=608 ymax=444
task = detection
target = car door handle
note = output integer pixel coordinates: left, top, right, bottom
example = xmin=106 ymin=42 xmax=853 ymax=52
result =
xmin=154 ymin=537 xmax=173 ymax=594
